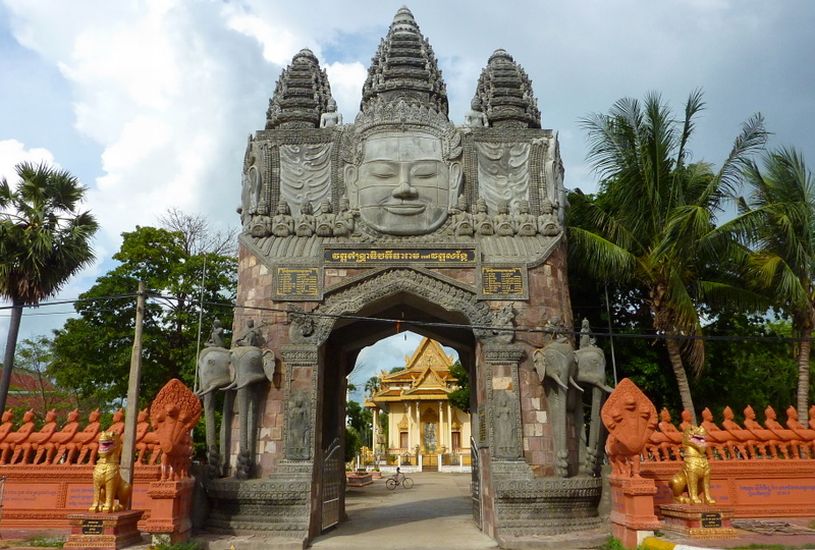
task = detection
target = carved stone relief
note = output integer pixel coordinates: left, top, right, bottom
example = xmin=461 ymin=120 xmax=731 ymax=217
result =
xmin=286 ymin=390 xmax=311 ymax=460
xmin=476 ymin=141 xmax=530 ymax=213
xmin=279 ymin=143 xmax=333 ymax=217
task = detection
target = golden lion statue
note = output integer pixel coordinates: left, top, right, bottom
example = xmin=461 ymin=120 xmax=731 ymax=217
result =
xmin=89 ymin=431 xmax=131 ymax=513
xmin=669 ymin=424 xmax=716 ymax=505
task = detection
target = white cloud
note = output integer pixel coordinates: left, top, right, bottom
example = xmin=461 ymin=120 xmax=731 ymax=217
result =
xmin=0 ymin=139 xmax=58 ymax=181
xmin=324 ymin=62 xmax=367 ymax=121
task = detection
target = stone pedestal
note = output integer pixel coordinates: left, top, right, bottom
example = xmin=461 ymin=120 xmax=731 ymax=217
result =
xmin=140 ymin=478 xmax=194 ymax=543
xmin=64 ymin=510 xmax=144 ymax=549
xmin=660 ymin=503 xmax=737 ymax=539
xmin=608 ymin=475 xmax=661 ymax=549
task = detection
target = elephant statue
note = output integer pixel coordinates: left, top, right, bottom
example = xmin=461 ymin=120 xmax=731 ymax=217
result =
xmin=575 ymin=340 xmax=613 ymax=475
xmin=533 ymin=334 xmax=581 ymax=477
xmin=197 ymin=333 xmax=276 ymax=479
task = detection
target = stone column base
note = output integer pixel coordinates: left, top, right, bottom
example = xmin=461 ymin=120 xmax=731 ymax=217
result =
xmin=140 ymin=478 xmax=195 ymax=542
xmin=64 ymin=510 xmax=144 ymax=549
xmin=659 ymin=503 xmax=737 ymax=539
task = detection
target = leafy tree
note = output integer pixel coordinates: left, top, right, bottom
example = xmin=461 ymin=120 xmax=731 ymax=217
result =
xmin=0 ymin=162 xmax=98 ymax=413
xmin=346 ymin=399 xmax=372 ymax=447
xmin=721 ymin=147 xmax=815 ymax=419
xmin=13 ymin=336 xmax=82 ymax=418
xmin=364 ymin=376 xmax=380 ymax=397
xmin=50 ymin=215 xmax=236 ymax=405
xmin=448 ymin=361 xmax=470 ymax=413
xmin=345 ymin=425 xmax=362 ymax=463
xmin=570 ymin=90 xmax=767 ymax=420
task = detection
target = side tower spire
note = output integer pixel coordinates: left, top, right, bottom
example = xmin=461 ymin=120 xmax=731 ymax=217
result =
xmin=266 ymin=48 xmax=334 ymax=129
xmin=473 ymin=49 xmax=541 ymax=128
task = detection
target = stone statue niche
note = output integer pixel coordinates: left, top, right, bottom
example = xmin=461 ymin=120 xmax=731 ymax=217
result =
xmin=197 ymin=318 xmax=276 ymax=479
xmin=533 ymin=318 xmax=612 ymax=477
xmin=344 ymin=99 xmax=463 ymax=236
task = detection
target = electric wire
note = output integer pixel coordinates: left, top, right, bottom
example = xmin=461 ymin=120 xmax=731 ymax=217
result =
xmin=2 ymin=292 xmax=811 ymax=344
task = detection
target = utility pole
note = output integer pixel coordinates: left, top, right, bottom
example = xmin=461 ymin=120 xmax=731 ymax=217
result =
xmin=120 ymin=281 xmax=145 ymax=485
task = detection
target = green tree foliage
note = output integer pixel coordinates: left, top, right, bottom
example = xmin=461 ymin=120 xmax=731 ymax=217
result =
xmin=448 ymin=360 xmax=470 ymax=413
xmin=721 ymin=147 xmax=815 ymax=419
xmin=0 ymin=161 xmax=98 ymax=413
xmin=570 ymin=90 xmax=767 ymax=420
xmin=345 ymin=425 xmax=362 ymax=463
xmin=13 ymin=336 xmax=82 ymax=419
xmin=50 ymin=213 xmax=236 ymax=405
xmin=346 ymin=399 xmax=372 ymax=447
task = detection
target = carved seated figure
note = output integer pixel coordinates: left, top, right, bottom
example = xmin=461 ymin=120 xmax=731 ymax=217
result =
xmin=464 ymin=97 xmax=489 ymax=128
xmin=315 ymin=199 xmax=334 ymax=237
xmin=786 ymin=406 xmax=815 ymax=458
xmin=494 ymin=200 xmax=515 ymax=236
xmin=0 ymin=410 xmax=34 ymax=464
xmin=764 ymin=405 xmax=797 ymax=459
xmin=136 ymin=409 xmax=159 ymax=464
xmin=319 ymin=98 xmax=342 ymax=128
xmin=474 ymin=198 xmax=494 ymax=236
xmin=514 ymin=200 xmax=537 ymax=236
xmin=272 ymin=200 xmax=295 ymax=237
xmin=74 ymin=409 xmax=102 ymax=464
xmin=700 ymin=407 xmax=734 ymax=460
xmin=332 ymin=195 xmax=356 ymax=237
xmin=21 ymin=409 xmax=57 ymax=464
xmin=721 ymin=406 xmax=753 ymax=459
xmin=449 ymin=194 xmax=474 ymax=237
xmin=107 ymin=408 xmax=126 ymax=436
xmin=648 ymin=407 xmax=683 ymax=461
xmin=679 ymin=409 xmax=693 ymax=433
xmin=0 ymin=410 xmax=14 ymax=456
xmin=538 ymin=198 xmax=561 ymax=237
xmin=296 ymin=202 xmax=316 ymax=237
xmin=743 ymin=405 xmax=779 ymax=458
xmin=47 ymin=409 xmax=80 ymax=464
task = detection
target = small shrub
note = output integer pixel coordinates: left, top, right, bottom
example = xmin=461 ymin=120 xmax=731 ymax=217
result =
xmin=26 ymin=537 xmax=65 ymax=548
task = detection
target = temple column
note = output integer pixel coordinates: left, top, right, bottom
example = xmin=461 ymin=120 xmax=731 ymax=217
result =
xmin=438 ymin=401 xmax=444 ymax=449
xmin=407 ymin=403 xmax=413 ymax=450
xmin=372 ymin=408 xmax=378 ymax=454
xmin=447 ymin=401 xmax=453 ymax=450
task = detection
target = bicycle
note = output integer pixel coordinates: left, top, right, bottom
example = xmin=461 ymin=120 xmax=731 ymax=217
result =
xmin=385 ymin=472 xmax=414 ymax=490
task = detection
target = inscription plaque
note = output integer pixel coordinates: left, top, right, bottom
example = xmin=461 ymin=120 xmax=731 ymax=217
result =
xmin=324 ymin=247 xmax=476 ymax=266
xmin=701 ymin=512 xmax=722 ymax=528
xmin=480 ymin=266 xmax=527 ymax=299
xmin=275 ymin=267 xmax=320 ymax=299
xmin=81 ymin=518 xmax=104 ymax=535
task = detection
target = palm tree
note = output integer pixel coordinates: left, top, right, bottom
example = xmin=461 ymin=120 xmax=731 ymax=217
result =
xmin=365 ymin=376 xmax=381 ymax=397
xmin=721 ymin=147 xmax=815 ymax=420
xmin=0 ymin=161 xmax=98 ymax=413
xmin=570 ymin=90 xmax=767 ymax=421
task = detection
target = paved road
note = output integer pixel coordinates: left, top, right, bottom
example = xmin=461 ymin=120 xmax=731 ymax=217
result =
xmin=311 ymin=472 xmax=498 ymax=549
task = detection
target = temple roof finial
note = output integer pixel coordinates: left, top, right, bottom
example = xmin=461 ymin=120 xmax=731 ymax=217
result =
xmin=360 ymin=6 xmax=448 ymax=117
xmin=266 ymin=49 xmax=334 ymax=129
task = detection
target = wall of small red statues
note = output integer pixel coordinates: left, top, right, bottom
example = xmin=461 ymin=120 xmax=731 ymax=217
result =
xmin=0 ymin=379 xmax=198 ymax=540
xmin=642 ymin=403 xmax=815 ymax=517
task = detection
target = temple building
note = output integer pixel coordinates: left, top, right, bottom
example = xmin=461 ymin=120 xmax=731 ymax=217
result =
xmin=366 ymin=337 xmax=471 ymax=463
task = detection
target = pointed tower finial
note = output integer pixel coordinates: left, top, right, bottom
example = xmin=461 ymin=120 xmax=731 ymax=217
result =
xmin=266 ymin=48 xmax=334 ymax=129
xmin=472 ymin=49 xmax=541 ymax=128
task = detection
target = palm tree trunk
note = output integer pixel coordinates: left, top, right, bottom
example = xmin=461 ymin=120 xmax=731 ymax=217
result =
xmin=665 ymin=337 xmax=696 ymax=424
xmin=797 ymin=332 xmax=811 ymax=422
xmin=0 ymin=300 xmax=23 ymax=414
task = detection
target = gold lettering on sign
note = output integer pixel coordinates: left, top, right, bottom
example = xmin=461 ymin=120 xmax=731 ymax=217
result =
xmin=481 ymin=267 xmax=524 ymax=296
xmin=276 ymin=267 xmax=319 ymax=297
xmin=324 ymin=248 xmax=476 ymax=265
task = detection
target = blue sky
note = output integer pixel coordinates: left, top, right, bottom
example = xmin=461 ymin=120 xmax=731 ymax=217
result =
xmin=2 ymin=0 xmax=814 ymax=382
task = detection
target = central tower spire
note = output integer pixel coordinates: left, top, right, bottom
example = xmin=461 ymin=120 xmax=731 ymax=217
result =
xmin=360 ymin=6 xmax=448 ymax=117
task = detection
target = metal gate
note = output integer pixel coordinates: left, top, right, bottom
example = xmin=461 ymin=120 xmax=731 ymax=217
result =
xmin=470 ymin=437 xmax=481 ymax=529
xmin=321 ymin=438 xmax=342 ymax=531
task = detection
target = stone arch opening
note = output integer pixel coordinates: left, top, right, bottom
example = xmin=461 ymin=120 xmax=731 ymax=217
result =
xmin=311 ymin=281 xmax=482 ymax=539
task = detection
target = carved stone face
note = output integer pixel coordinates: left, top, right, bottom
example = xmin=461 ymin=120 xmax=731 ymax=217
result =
xmin=346 ymin=131 xmax=461 ymax=235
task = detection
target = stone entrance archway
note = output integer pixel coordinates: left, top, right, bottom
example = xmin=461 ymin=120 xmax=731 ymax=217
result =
xmin=204 ymin=6 xmax=606 ymax=548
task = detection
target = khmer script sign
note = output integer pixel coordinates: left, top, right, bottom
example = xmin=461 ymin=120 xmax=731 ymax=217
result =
xmin=275 ymin=267 xmax=320 ymax=299
xmin=480 ymin=266 xmax=527 ymax=299
xmin=323 ymin=247 xmax=476 ymax=266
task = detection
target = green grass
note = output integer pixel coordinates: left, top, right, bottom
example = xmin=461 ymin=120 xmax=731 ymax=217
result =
xmin=149 ymin=541 xmax=202 ymax=550
xmin=24 ymin=537 xmax=65 ymax=548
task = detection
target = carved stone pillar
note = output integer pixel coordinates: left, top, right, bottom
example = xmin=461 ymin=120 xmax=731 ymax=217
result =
xmin=484 ymin=344 xmax=525 ymax=462
xmin=281 ymin=344 xmax=319 ymax=464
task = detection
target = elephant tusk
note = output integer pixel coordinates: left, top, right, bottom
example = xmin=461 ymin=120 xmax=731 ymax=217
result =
xmin=569 ymin=377 xmax=584 ymax=392
xmin=221 ymin=381 xmax=238 ymax=391
xmin=196 ymin=386 xmax=218 ymax=397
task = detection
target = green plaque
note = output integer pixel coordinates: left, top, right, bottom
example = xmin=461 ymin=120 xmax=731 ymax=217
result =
xmin=81 ymin=518 xmax=104 ymax=535
xmin=701 ymin=512 xmax=722 ymax=528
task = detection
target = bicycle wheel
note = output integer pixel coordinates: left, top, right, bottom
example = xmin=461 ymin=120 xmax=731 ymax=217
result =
xmin=386 ymin=478 xmax=397 ymax=490
xmin=402 ymin=477 xmax=414 ymax=489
